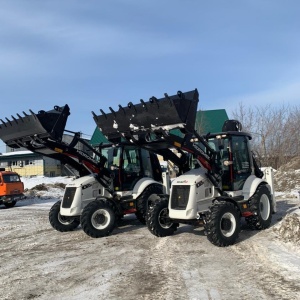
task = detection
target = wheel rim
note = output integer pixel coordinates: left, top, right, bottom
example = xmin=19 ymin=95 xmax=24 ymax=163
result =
xmin=220 ymin=212 xmax=236 ymax=237
xmin=58 ymin=213 xmax=75 ymax=225
xmin=91 ymin=209 xmax=111 ymax=229
xmin=158 ymin=208 xmax=173 ymax=229
xmin=259 ymin=194 xmax=270 ymax=220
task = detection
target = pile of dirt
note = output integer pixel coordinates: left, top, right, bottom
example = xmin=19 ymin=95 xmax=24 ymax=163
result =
xmin=31 ymin=183 xmax=48 ymax=191
xmin=274 ymin=213 xmax=300 ymax=245
xmin=24 ymin=182 xmax=66 ymax=199
xmin=274 ymin=156 xmax=300 ymax=194
xmin=50 ymin=182 xmax=67 ymax=189
xmin=27 ymin=182 xmax=67 ymax=192
xmin=277 ymin=156 xmax=300 ymax=172
xmin=274 ymin=170 xmax=300 ymax=193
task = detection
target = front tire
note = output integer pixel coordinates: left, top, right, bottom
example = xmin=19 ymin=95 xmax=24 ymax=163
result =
xmin=135 ymin=184 xmax=163 ymax=225
xmin=146 ymin=196 xmax=179 ymax=237
xmin=81 ymin=199 xmax=116 ymax=238
xmin=49 ymin=201 xmax=80 ymax=232
xmin=246 ymin=185 xmax=272 ymax=230
xmin=205 ymin=201 xmax=240 ymax=247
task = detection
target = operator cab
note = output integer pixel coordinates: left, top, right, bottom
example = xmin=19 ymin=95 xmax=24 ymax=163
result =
xmin=98 ymin=144 xmax=162 ymax=191
xmin=207 ymin=131 xmax=253 ymax=192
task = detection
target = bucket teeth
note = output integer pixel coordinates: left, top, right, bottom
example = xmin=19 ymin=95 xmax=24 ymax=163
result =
xmin=92 ymin=89 xmax=199 ymax=142
xmin=0 ymin=105 xmax=70 ymax=148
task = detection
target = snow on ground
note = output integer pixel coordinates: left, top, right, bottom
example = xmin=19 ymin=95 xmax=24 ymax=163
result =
xmin=20 ymin=176 xmax=75 ymax=204
xmin=0 ymin=168 xmax=300 ymax=299
xmin=22 ymin=175 xmax=75 ymax=190
xmin=14 ymin=171 xmax=300 ymax=253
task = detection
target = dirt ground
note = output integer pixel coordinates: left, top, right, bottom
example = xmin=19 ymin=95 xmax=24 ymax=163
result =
xmin=0 ymin=196 xmax=300 ymax=300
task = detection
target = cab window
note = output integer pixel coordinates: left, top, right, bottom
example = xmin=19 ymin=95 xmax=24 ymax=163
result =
xmin=2 ymin=174 xmax=21 ymax=183
xmin=231 ymin=135 xmax=252 ymax=190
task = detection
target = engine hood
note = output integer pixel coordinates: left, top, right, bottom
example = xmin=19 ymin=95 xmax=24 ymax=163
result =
xmin=172 ymin=168 xmax=208 ymax=186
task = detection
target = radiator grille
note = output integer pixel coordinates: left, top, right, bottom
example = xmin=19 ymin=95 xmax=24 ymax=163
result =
xmin=62 ymin=187 xmax=77 ymax=208
xmin=170 ymin=185 xmax=190 ymax=210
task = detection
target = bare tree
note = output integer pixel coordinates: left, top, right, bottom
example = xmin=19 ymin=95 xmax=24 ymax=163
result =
xmin=232 ymin=102 xmax=300 ymax=169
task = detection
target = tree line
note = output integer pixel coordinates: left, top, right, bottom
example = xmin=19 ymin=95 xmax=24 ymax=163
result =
xmin=232 ymin=103 xmax=300 ymax=170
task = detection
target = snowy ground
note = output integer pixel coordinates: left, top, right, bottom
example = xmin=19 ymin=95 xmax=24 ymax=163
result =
xmin=0 ymin=175 xmax=300 ymax=300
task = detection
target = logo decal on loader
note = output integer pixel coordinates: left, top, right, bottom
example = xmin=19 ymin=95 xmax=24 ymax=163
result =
xmin=82 ymin=183 xmax=92 ymax=190
xmin=196 ymin=180 xmax=204 ymax=188
xmin=176 ymin=180 xmax=188 ymax=184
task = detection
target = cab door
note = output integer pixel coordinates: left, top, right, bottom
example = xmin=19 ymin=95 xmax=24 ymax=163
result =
xmin=212 ymin=135 xmax=252 ymax=192
xmin=230 ymin=135 xmax=252 ymax=190
xmin=121 ymin=146 xmax=144 ymax=191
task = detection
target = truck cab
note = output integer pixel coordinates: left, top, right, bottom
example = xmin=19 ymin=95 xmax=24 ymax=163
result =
xmin=0 ymin=168 xmax=24 ymax=208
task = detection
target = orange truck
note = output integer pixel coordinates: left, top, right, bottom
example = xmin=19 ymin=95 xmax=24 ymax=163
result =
xmin=0 ymin=168 xmax=24 ymax=208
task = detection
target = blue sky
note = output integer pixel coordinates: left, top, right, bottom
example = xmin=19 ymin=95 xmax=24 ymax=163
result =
xmin=1 ymin=0 xmax=300 ymax=152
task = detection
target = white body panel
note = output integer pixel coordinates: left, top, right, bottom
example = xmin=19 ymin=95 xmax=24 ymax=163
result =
xmin=162 ymin=172 xmax=170 ymax=194
xmin=114 ymin=177 xmax=163 ymax=199
xmin=132 ymin=177 xmax=163 ymax=198
xmin=262 ymin=167 xmax=276 ymax=212
xmin=60 ymin=175 xmax=108 ymax=216
xmin=168 ymin=168 xmax=216 ymax=219
xmin=242 ymin=175 xmax=265 ymax=200
xmin=60 ymin=175 xmax=162 ymax=216
xmin=168 ymin=166 xmax=276 ymax=220
xmin=242 ymin=171 xmax=276 ymax=213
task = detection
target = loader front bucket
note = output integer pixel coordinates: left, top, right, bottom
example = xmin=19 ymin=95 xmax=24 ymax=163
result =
xmin=93 ymin=89 xmax=199 ymax=141
xmin=0 ymin=105 xmax=70 ymax=148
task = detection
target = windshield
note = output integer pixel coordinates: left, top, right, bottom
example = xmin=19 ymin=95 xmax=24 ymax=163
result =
xmin=207 ymin=135 xmax=252 ymax=191
xmin=2 ymin=174 xmax=21 ymax=183
xmin=99 ymin=147 xmax=121 ymax=170
xmin=208 ymin=137 xmax=230 ymax=165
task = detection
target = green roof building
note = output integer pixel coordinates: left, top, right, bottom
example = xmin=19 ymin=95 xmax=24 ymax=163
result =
xmin=90 ymin=126 xmax=110 ymax=145
xmin=90 ymin=109 xmax=228 ymax=146
xmin=195 ymin=109 xmax=229 ymax=134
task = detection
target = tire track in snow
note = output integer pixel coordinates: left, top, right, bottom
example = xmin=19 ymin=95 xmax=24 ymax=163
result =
xmin=182 ymin=269 xmax=221 ymax=300
xmin=109 ymin=234 xmax=187 ymax=300
xmin=232 ymin=231 xmax=300 ymax=300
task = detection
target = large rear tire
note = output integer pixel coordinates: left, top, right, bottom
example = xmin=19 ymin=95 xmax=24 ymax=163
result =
xmin=81 ymin=199 xmax=116 ymax=238
xmin=135 ymin=184 xmax=163 ymax=225
xmin=146 ymin=196 xmax=179 ymax=237
xmin=205 ymin=201 xmax=240 ymax=247
xmin=246 ymin=185 xmax=272 ymax=230
xmin=49 ymin=201 xmax=80 ymax=232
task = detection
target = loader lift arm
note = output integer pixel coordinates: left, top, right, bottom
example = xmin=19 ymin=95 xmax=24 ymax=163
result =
xmin=92 ymin=89 xmax=223 ymax=194
xmin=0 ymin=105 xmax=113 ymax=193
